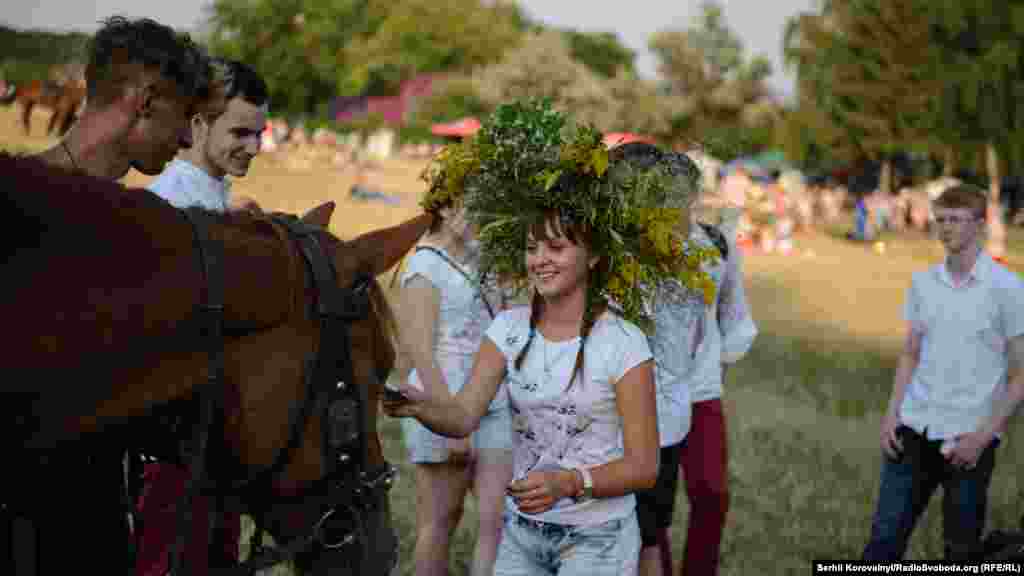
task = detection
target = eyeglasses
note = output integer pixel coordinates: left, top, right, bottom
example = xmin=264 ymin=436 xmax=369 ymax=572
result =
xmin=934 ymin=215 xmax=980 ymax=226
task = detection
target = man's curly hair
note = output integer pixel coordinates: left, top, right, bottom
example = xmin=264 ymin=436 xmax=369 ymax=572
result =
xmin=85 ymin=16 xmax=209 ymax=106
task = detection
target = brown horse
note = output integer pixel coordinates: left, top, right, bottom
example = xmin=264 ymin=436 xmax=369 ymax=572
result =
xmin=0 ymin=78 xmax=85 ymax=136
xmin=1 ymin=153 xmax=430 ymax=573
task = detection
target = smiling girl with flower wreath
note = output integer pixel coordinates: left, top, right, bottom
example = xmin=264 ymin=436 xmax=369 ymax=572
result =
xmin=385 ymin=100 xmax=718 ymax=576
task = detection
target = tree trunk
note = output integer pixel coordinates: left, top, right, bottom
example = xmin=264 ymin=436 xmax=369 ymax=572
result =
xmin=879 ymin=156 xmax=893 ymax=196
xmin=943 ymin=146 xmax=956 ymax=177
xmin=986 ymin=142 xmax=1001 ymax=205
xmin=985 ymin=141 xmax=1006 ymax=261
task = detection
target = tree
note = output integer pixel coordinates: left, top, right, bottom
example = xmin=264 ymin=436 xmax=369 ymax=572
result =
xmin=409 ymin=76 xmax=491 ymax=125
xmin=922 ymin=0 xmax=1024 ymax=256
xmin=203 ymin=0 xmax=525 ymax=117
xmin=0 ymin=25 xmax=89 ymax=85
xmin=649 ymin=1 xmax=777 ymax=157
xmin=343 ymin=0 xmax=524 ymax=90
xmin=473 ymin=30 xmax=619 ymax=131
xmin=204 ymin=0 xmax=374 ymax=116
xmin=562 ymin=29 xmax=637 ymax=78
xmin=784 ymin=0 xmax=938 ymax=192
xmin=604 ymin=69 xmax=685 ymax=136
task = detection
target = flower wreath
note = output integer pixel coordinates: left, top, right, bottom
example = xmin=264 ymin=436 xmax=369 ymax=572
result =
xmin=420 ymin=99 xmax=719 ymax=331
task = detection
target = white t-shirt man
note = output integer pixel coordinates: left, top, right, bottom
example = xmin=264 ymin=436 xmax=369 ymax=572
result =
xmin=900 ymin=251 xmax=1024 ymax=440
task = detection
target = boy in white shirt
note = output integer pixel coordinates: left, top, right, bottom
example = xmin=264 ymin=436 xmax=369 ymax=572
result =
xmin=148 ymin=58 xmax=268 ymax=214
xmin=864 ymin=183 xmax=1024 ymax=561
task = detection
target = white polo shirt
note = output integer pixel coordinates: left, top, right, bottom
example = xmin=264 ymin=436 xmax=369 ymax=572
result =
xmin=147 ymin=158 xmax=231 ymax=212
xmin=900 ymin=251 xmax=1024 ymax=440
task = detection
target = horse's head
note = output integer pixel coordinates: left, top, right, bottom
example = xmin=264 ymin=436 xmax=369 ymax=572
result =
xmin=222 ymin=202 xmax=430 ymax=558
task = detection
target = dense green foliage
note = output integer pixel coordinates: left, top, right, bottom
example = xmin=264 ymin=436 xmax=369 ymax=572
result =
xmin=785 ymin=0 xmax=1024 ymax=186
xmin=0 ymin=25 xmax=88 ymax=85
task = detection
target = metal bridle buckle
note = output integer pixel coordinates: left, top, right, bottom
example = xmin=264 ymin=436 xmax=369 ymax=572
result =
xmin=362 ymin=465 xmax=398 ymax=493
xmin=314 ymin=507 xmax=357 ymax=550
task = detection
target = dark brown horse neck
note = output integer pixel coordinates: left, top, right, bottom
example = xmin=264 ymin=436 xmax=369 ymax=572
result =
xmin=2 ymin=153 xmax=431 ymax=457
xmin=5 ymin=153 xmax=294 ymax=369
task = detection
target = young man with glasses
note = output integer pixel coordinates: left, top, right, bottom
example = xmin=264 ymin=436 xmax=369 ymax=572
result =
xmin=863 ymin=184 xmax=1024 ymax=561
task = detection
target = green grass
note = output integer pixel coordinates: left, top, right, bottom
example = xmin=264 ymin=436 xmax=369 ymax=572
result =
xmin=374 ymin=223 xmax=1023 ymax=576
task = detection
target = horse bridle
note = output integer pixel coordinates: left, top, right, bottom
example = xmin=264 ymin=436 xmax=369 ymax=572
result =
xmin=172 ymin=208 xmax=396 ymax=575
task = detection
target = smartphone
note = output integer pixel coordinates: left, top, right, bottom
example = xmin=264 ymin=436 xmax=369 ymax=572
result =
xmin=382 ymin=386 xmax=409 ymax=403
xmin=940 ymin=438 xmax=957 ymax=457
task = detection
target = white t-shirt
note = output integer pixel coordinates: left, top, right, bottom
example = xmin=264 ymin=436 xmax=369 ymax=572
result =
xmin=147 ymin=158 xmax=231 ymax=212
xmin=900 ymin=251 xmax=1024 ymax=440
xmin=485 ymin=306 xmax=653 ymax=526
xmin=400 ymin=246 xmax=507 ymax=411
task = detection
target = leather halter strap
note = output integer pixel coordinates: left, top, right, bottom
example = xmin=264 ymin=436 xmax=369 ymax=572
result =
xmin=170 ymin=207 xmax=226 ymax=575
xmin=170 ymin=209 xmax=396 ymax=575
xmin=213 ymin=214 xmax=393 ymax=575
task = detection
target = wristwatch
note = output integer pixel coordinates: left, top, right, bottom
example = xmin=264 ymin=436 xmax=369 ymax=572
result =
xmin=574 ymin=467 xmax=593 ymax=502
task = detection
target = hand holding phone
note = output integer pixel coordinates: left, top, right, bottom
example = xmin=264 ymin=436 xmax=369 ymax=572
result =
xmin=382 ymin=386 xmax=410 ymax=403
xmin=381 ymin=378 xmax=425 ymax=420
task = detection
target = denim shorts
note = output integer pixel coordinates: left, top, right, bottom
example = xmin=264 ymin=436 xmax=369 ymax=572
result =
xmin=494 ymin=511 xmax=641 ymax=576
xmin=403 ymin=405 xmax=512 ymax=464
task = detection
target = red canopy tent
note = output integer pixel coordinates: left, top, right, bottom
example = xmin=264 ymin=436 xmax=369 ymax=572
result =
xmin=602 ymin=132 xmax=655 ymax=149
xmin=430 ymin=117 xmax=482 ymax=138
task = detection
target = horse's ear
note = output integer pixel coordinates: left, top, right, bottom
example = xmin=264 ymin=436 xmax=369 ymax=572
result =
xmin=301 ymin=201 xmax=335 ymax=228
xmin=350 ymin=213 xmax=435 ymax=277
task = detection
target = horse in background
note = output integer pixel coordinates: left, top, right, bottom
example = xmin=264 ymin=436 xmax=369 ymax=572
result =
xmin=0 ymin=77 xmax=85 ymax=136
xmin=2 ymin=153 xmax=430 ymax=574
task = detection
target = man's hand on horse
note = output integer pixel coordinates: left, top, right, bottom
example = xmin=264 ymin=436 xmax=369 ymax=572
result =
xmin=229 ymin=195 xmax=263 ymax=215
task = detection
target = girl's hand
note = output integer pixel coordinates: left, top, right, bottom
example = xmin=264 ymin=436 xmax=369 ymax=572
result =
xmin=228 ymin=195 xmax=263 ymax=215
xmin=446 ymin=437 xmax=474 ymax=465
xmin=507 ymin=470 xmax=578 ymax=515
xmin=380 ymin=380 xmax=429 ymax=419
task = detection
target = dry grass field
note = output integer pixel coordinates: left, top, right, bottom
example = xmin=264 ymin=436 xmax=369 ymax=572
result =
xmin=3 ymin=105 xmax=1022 ymax=575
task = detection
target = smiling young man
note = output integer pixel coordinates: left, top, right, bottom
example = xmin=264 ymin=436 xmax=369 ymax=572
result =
xmin=864 ymin=183 xmax=1024 ymax=562
xmin=146 ymin=58 xmax=268 ymax=214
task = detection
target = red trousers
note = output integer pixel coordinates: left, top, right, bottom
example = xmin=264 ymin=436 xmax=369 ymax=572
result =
xmin=679 ymin=399 xmax=729 ymax=576
xmin=134 ymin=462 xmax=241 ymax=576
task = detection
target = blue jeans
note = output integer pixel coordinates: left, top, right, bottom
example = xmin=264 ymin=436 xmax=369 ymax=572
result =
xmin=494 ymin=511 xmax=640 ymax=576
xmin=863 ymin=426 xmax=1000 ymax=561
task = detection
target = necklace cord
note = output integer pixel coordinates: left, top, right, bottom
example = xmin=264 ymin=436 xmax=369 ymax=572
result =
xmin=60 ymin=140 xmax=81 ymax=172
